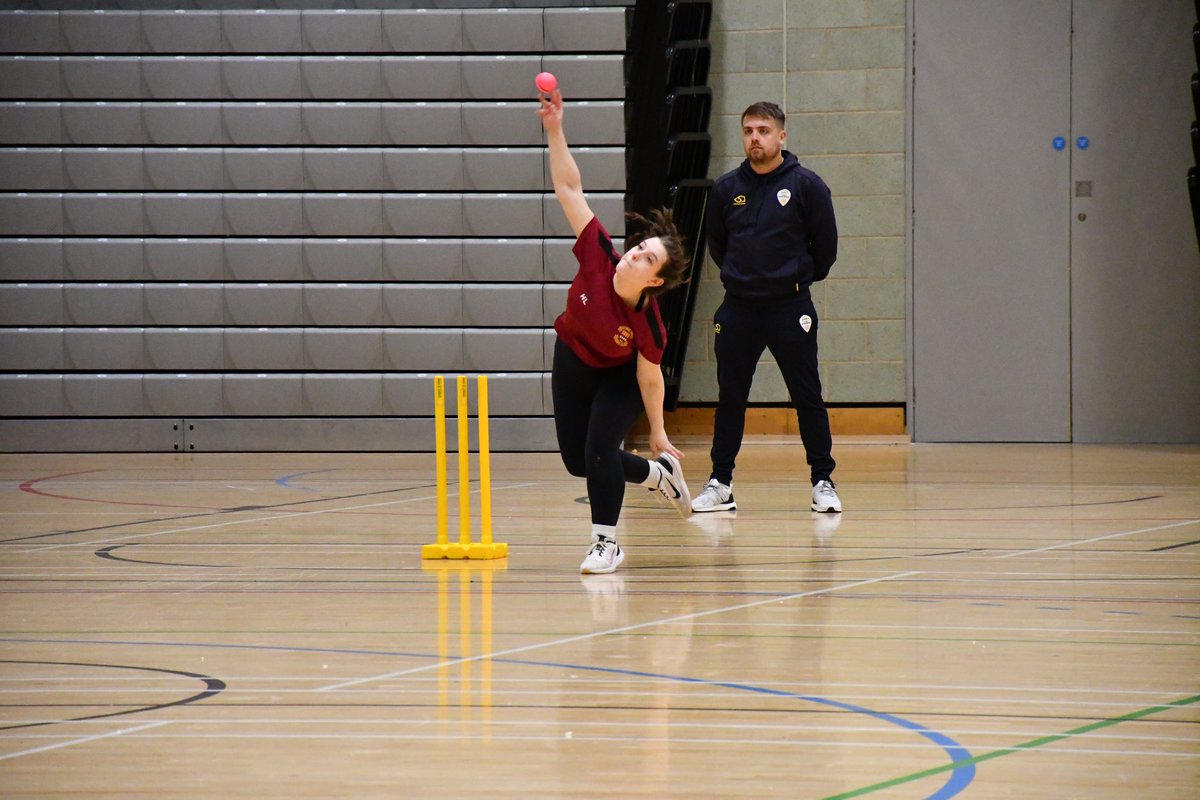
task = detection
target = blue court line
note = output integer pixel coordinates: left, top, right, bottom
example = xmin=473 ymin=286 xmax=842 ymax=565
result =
xmin=274 ymin=469 xmax=335 ymax=492
xmin=0 ymin=636 xmax=975 ymax=799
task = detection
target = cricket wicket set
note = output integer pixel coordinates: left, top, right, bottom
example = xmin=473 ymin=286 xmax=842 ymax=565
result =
xmin=422 ymin=375 xmax=508 ymax=560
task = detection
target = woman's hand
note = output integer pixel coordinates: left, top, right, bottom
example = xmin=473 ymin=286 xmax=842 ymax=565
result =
xmin=648 ymin=430 xmax=684 ymax=461
xmin=537 ymin=88 xmax=564 ymax=133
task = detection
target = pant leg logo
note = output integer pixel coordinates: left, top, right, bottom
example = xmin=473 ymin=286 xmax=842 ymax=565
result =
xmin=799 ymin=314 xmax=812 ymax=333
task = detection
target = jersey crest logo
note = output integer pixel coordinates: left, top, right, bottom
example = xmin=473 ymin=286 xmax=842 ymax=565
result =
xmin=777 ymin=189 xmax=792 ymax=206
xmin=732 ymin=194 xmax=747 ymax=207
xmin=613 ymin=326 xmax=633 ymax=347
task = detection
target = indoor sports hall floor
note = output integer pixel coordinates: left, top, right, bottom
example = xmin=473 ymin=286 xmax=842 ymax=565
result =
xmin=0 ymin=439 xmax=1197 ymax=799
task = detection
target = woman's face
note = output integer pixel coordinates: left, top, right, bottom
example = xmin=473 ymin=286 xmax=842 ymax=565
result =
xmin=616 ymin=236 xmax=668 ymax=289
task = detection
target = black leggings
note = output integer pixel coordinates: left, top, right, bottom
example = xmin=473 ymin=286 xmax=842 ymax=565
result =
xmin=551 ymin=338 xmax=652 ymax=526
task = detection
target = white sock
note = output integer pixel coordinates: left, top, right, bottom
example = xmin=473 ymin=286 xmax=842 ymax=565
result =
xmin=591 ymin=523 xmax=617 ymax=543
xmin=640 ymin=458 xmax=664 ymax=488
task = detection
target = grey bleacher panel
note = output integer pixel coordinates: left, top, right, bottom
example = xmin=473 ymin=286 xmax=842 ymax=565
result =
xmin=463 ymin=192 xmax=541 ymax=236
xmin=383 ymin=103 xmax=462 ymax=145
xmin=0 ymin=238 xmax=64 ymax=280
xmin=565 ymin=100 xmax=624 ymax=145
xmin=144 ymin=238 xmax=223 ymax=281
xmin=383 ymin=328 xmax=463 ymax=370
xmin=541 ymin=55 xmax=625 ymax=100
xmin=64 ymin=327 xmax=143 ymax=370
xmin=463 ymin=329 xmax=543 ymax=371
xmin=460 ymin=56 xmax=539 ymax=100
xmin=224 ymin=148 xmax=304 ymax=191
xmin=304 ymin=282 xmax=383 ymax=325
xmin=543 ymin=328 xmax=557 ymax=369
xmin=383 ymin=193 xmax=463 ymax=236
xmin=64 ymin=238 xmax=144 ymax=280
xmin=0 ymin=12 xmax=62 ymax=54
xmin=61 ymin=58 xmax=142 ymax=100
xmin=144 ymin=283 xmax=223 ymax=326
xmin=63 ymin=374 xmax=143 ymax=417
xmin=223 ymin=282 xmax=304 ymax=325
xmin=464 ymin=284 xmax=543 ymax=326
xmin=0 ymin=103 xmax=61 ymax=145
xmin=381 ymin=57 xmax=462 ymax=100
xmin=305 ymin=148 xmax=384 ymax=191
xmin=303 ymin=373 xmax=384 ymax=416
xmin=225 ymin=327 xmax=305 ymax=371
xmin=223 ymin=374 xmax=303 ymax=416
xmin=0 ymin=148 xmax=63 ymax=191
xmin=382 ymin=10 xmax=463 ymax=53
xmin=542 ymin=283 xmax=569 ymax=325
xmin=304 ymin=238 xmax=384 ymax=281
xmin=143 ymin=374 xmax=223 ymax=417
xmin=382 ymin=283 xmax=461 ymax=325
xmin=383 ymin=148 xmax=463 ymax=191
xmin=62 ymin=102 xmax=143 ymax=146
xmin=382 ymin=238 xmax=462 ymax=281
xmin=479 ymin=373 xmax=543 ymax=415
xmin=381 ymin=373 xmax=437 ymax=416
xmin=542 ymin=191 xmax=623 ymax=237
xmin=220 ymin=11 xmax=302 ymax=54
xmin=144 ymin=148 xmax=224 ymax=191
xmin=144 ymin=193 xmax=224 ymax=236
xmin=463 ymin=148 xmax=542 ymax=191
xmin=565 ymin=147 xmax=626 ymax=191
xmin=462 ymin=239 xmax=541 ymax=281
xmin=142 ymin=58 xmax=222 ymax=100
xmin=302 ymin=103 xmax=383 ymax=145
xmin=64 ymin=148 xmax=143 ymax=191
xmin=461 ymin=102 xmax=540 ymax=146
xmin=0 ymin=376 xmax=63 ymax=417
xmin=544 ymin=7 xmax=626 ymax=52
xmin=62 ymin=192 xmax=143 ymax=236
xmin=143 ymin=103 xmax=222 ymax=146
xmin=141 ymin=11 xmax=222 ymax=54
xmin=221 ymin=57 xmax=303 ymax=100
xmin=303 ymin=193 xmax=384 ymax=236
xmin=461 ymin=9 xmax=543 ymax=52
xmin=542 ymin=237 xmax=576 ymax=281
xmin=223 ymin=193 xmax=303 ymax=236
xmin=304 ymin=327 xmax=383 ymax=370
xmin=0 ymin=58 xmax=62 ymax=99
xmin=60 ymin=11 xmax=143 ymax=54
xmin=0 ymin=283 xmax=62 ymax=325
xmin=64 ymin=282 xmax=143 ymax=326
xmin=543 ymin=369 xmax=554 ymax=414
xmin=302 ymin=58 xmax=382 ymax=100
xmin=0 ymin=328 xmax=63 ymax=371
xmin=222 ymin=103 xmax=302 ymax=146
xmin=0 ymin=193 xmax=62 ymax=235
xmin=144 ymin=327 xmax=224 ymax=370
xmin=302 ymin=10 xmax=383 ymax=53
xmin=223 ymin=238 xmax=303 ymax=280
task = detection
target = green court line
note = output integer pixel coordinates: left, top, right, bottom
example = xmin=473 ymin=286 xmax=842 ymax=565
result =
xmin=821 ymin=693 xmax=1200 ymax=800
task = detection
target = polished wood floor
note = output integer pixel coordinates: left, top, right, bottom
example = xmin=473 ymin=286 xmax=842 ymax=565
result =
xmin=0 ymin=439 xmax=1197 ymax=799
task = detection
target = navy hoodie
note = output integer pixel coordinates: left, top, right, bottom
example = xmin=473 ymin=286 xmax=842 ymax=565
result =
xmin=706 ymin=151 xmax=838 ymax=301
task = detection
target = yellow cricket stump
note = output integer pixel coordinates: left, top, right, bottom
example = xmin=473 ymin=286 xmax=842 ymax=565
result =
xmin=422 ymin=374 xmax=509 ymax=560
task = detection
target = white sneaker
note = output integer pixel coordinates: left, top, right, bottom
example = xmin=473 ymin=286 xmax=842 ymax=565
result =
xmin=811 ymin=479 xmax=842 ymax=513
xmin=691 ymin=478 xmax=736 ymax=512
xmin=580 ymin=537 xmax=624 ymax=574
xmin=654 ymin=452 xmax=691 ymax=517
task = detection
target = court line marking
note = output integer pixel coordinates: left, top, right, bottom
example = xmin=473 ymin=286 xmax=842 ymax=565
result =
xmin=995 ymin=519 xmax=1200 ymax=559
xmin=315 ymin=571 xmax=919 ymax=692
xmin=0 ymin=720 xmax=170 ymax=762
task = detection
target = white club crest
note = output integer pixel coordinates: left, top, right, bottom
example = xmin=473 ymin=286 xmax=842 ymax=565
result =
xmin=777 ymin=189 xmax=792 ymax=206
xmin=799 ymin=314 xmax=812 ymax=332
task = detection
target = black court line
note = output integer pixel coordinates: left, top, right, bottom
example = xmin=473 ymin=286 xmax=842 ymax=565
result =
xmin=580 ymin=494 xmax=1164 ymax=512
xmin=1149 ymin=538 xmax=1200 ymax=552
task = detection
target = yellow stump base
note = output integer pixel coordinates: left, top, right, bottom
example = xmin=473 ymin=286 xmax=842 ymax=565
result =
xmin=422 ymin=542 xmax=509 ymax=560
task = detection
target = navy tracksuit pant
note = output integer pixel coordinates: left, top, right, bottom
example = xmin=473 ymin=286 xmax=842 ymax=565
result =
xmin=710 ymin=293 xmax=835 ymax=487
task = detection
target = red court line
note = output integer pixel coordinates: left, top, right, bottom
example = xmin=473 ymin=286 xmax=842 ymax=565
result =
xmin=19 ymin=471 xmax=218 ymax=511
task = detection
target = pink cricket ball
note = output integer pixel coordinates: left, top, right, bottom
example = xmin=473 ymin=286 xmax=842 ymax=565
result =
xmin=535 ymin=71 xmax=558 ymax=93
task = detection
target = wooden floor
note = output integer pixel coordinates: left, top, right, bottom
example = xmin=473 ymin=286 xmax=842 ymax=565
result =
xmin=0 ymin=439 xmax=1197 ymax=799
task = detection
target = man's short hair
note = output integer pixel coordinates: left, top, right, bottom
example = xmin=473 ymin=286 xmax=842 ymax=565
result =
xmin=741 ymin=101 xmax=786 ymax=128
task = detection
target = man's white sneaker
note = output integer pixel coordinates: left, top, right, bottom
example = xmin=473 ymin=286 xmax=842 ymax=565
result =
xmin=654 ymin=452 xmax=691 ymax=517
xmin=691 ymin=478 xmax=736 ymax=512
xmin=580 ymin=537 xmax=624 ymax=574
xmin=811 ymin=479 xmax=842 ymax=513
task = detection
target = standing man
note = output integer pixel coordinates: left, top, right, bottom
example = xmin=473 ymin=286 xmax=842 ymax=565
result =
xmin=691 ymin=101 xmax=842 ymax=514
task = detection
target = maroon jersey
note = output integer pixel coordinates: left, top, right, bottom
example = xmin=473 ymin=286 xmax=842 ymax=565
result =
xmin=554 ymin=217 xmax=667 ymax=368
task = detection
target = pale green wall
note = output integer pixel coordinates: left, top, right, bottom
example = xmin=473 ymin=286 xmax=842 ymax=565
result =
xmin=678 ymin=0 xmax=907 ymax=404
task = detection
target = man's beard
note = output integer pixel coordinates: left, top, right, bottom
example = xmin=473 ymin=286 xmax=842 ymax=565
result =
xmin=747 ymin=145 xmax=777 ymax=164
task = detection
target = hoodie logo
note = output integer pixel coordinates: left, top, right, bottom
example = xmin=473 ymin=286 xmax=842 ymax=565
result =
xmin=777 ymin=189 xmax=792 ymax=207
xmin=732 ymin=194 xmax=747 ymax=207
xmin=799 ymin=314 xmax=812 ymax=333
